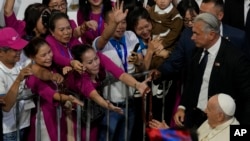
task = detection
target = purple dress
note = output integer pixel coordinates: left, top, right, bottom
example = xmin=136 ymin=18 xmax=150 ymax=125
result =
xmin=69 ymin=19 xmax=77 ymax=30
xmin=4 ymin=12 xmax=77 ymax=40
xmin=77 ymin=10 xmax=105 ymax=44
xmin=46 ymin=34 xmax=80 ymax=68
xmin=66 ymin=52 xmax=124 ymax=141
xmin=4 ymin=12 xmax=26 ymax=37
xmin=26 ymin=72 xmax=67 ymax=141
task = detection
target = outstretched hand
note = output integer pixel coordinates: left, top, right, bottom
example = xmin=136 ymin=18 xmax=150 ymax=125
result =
xmin=85 ymin=20 xmax=98 ymax=31
xmin=62 ymin=66 xmax=73 ymax=75
xmin=106 ymin=100 xmax=124 ymax=114
xmin=113 ymin=0 xmax=128 ymax=24
xmin=149 ymin=119 xmax=169 ymax=129
xmin=70 ymin=60 xmax=84 ymax=74
xmin=51 ymin=73 xmax=64 ymax=84
xmin=69 ymin=95 xmax=84 ymax=106
xmin=137 ymin=76 xmax=151 ymax=96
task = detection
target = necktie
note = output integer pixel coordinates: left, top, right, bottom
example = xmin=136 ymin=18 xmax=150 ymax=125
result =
xmin=195 ymin=50 xmax=209 ymax=96
xmin=199 ymin=50 xmax=209 ymax=77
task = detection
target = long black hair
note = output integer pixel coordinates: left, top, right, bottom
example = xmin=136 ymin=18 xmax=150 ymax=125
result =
xmin=78 ymin=0 xmax=112 ymax=21
xmin=23 ymin=3 xmax=48 ymax=40
xmin=126 ymin=5 xmax=151 ymax=32
xmin=177 ymin=0 xmax=199 ymax=18
xmin=48 ymin=10 xmax=69 ymax=32
xmin=71 ymin=44 xmax=94 ymax=62
xmin=24 ymin=37 xmax=49 ymax=58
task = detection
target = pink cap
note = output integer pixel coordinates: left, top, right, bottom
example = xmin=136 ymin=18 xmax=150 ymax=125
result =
xmin=0 ymin=27 xmax=28 ymax=50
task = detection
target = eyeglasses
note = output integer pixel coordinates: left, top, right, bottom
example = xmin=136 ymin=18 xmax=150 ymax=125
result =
xmin=49 ymin=2 xmax=67 ymax=10
xmin=184 ymin=18 xmax=194 ymax=24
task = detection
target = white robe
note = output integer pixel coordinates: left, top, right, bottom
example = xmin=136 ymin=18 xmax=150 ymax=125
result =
xmin=197 ymin=117 xmax=239 ymax=141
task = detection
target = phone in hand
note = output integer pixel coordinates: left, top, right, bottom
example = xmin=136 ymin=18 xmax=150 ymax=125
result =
xmin=129 ymin=43 xmax=140 ymax=63
xmin=131 ymin=43 xmax=140 ymax=56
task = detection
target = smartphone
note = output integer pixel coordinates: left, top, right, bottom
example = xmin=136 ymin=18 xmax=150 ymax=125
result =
xmin=131 ymin=43 xmax=140 ymax=56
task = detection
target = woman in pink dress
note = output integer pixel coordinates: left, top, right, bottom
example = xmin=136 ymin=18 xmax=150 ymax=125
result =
xmin=65 ymin=44 xmax=151 ymax=141
xmin=46 ymin=11 xmax=83 ymax=73
xmin=77 ymin=0 xmax=112 ymax=44
xmin=42 ymin=0 xmax=99 ymax=39
xmin=4 ymin=0 xmax=49 ymax=40
xmin=23 ymin=37 xmax=83 ymax=141
xmin=42 ymin=0 xmax=83 ymax=38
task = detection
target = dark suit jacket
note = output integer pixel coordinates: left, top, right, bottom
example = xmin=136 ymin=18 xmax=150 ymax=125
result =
xmin=159 ymin=25 xmax=246 ymax=79
xmin=223 ymin=0 xmax=245 ymax=30
xmin=180 ymin=38 xmax=250 ymax=125
xmin=223 ymin=0 xmax=250 ymax=59
xmin=223 ymin=24 xmax=246 ymax=50
xmin=159 ymin=27 xmax=194 ymax=80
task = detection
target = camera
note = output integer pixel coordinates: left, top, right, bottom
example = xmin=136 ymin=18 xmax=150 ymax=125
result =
xmin=41 ymin=9 xmax=51 ymax=29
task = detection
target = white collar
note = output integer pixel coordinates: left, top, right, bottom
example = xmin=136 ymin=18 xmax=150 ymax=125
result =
xmin=206 ymin=36 xmax=221 ymax=57
xmin=213 ymin=117 xmax=238 ymax=130
xmin=220 ymin=23 xmax=223 ymax=36
xmin=154 ymin=3 xmax=173 ymax=14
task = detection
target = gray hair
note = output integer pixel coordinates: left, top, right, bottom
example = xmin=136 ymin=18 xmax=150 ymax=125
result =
xmin=193 ymin=13 xmax=220 ymax=34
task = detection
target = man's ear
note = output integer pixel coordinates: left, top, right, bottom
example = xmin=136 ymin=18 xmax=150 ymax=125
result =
xmin=217 ymin=112 xmax=225 ymax=122
xmin=208 ymin=31 xmax=216 ymax=41
xmin=217 ymin=11 xmax=224 ymax=21
xmin=104 ymin=22 xmax=108 ymax=29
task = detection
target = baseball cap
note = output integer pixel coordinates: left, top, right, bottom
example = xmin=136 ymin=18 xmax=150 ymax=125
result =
xmin=0 ymin=27 xmax=28 ymax=50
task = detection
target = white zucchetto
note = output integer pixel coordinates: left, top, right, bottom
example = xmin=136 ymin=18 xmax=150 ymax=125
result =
xmin=218 ymin=93 xmax=236 ymax=116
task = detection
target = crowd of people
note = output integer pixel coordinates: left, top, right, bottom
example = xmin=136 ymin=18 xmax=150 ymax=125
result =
xmin=1 ymin=0 xmax=250 ymax=141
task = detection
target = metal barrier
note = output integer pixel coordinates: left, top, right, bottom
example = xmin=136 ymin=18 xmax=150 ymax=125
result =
xmin=15 ymin=93 xmax=66 ymax=141
xmin=35 ymin=95 xmax=41 ymax=141
xmin=8 ymin=70 xmax=172 ymax=141
xmin=16 ymin=93 xmax=36 ymax=141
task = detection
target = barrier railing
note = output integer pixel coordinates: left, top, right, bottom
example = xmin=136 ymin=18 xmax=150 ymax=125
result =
xmin=16 ymin=93 xmax=36 ymax=141
xmin=6 ymin=70 xmax=172 ymax=141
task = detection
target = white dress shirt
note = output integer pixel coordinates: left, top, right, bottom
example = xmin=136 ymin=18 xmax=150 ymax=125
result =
xmin=244 ymin=0 xmax=250 ymax=25
xmin=197 ymin=37 xmax=221 ymax=111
